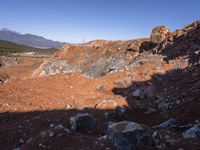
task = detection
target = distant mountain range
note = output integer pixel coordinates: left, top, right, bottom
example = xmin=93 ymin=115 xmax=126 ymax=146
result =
xmin=0 ymin=28 xmax=65 ymax=48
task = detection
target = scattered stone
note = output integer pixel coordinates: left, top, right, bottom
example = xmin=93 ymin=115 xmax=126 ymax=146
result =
xmin=144 ymin=107 xmax=157 ymax=114
xmin=158 ymin=102 xmax=173 ymax=112
xmin=26 ymin=137 xmax=34 ymax=144
xmin=70 ymin=113 xmax=97 ymax=131
xmin=97 ymin=85 xmax=105 ymax=91
xmin=66 ymin=104 xmax=72 ymax=109
xmin=39 ymin=143 xmax=47 ymax=148
xmin=182 ymin=124 xmax=200 ymax=139
xmin=107 ymin=121 xmax=153 ymax=150
xmin=152 ymin=131 xmax=162 ymax=145
xmin=53 ymin=124 xmax=70 ymax=133
xmin=48 ymin=131 xmax=55 ymax=137
xmin=98 ymin=135 xmax=107 ymax=140
xmin=153 ymin=118 xmax=176 ymax=129
xmin=54 ymin=124 xmax=64 ymax=129
xmin=132 ymin=88 xmax=146 ymax=99
xmin=49 ymin=123 xmax=54 ymax=128
xmin=114 ymin=106 xmax=126 ymax=118
xmin=19 ymin=138 xmax=24 ymax=144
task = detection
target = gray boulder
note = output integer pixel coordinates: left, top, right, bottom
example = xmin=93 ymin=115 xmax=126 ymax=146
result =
xmin=182 ymin=124 xmax=200 ymax=139
xmin=70 ymin=113 xmax=97 ymax=131
xmin=107 ymin=121 xmax=153 ymax=150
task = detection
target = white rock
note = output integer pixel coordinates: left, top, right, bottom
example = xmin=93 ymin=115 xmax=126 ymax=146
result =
xmin=48 ymin=131 xmax=55 ymax=137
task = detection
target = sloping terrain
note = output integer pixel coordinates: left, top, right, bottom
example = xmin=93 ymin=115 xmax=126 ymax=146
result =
xmin=0 ymin=21 xmax=200 ymax=150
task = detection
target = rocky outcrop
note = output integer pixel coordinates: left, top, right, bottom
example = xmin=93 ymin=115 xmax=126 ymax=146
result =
xmin=42 ymin=60 xmax=80 ymax=76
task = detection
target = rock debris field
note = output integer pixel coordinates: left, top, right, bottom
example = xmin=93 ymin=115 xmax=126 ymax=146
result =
xmin=0 ymin=20 xmax=200 ymax=150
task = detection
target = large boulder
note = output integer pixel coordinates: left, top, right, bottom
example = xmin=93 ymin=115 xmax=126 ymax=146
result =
xmin=107 ymin=121 xmax=153 ymax=150
xmin=70 ymin=113 xmax=97 ymax=131
xmin=150 ymin=26 xmax=170 ymax=44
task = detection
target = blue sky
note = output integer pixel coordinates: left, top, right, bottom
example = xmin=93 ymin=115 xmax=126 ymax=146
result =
xmin=0 ymin=0 xmax=199 ymax=43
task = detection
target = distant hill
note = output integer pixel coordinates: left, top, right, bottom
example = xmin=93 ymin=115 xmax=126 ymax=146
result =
xmin=0 ymin=28 xmax=65 ymax=48
xmin=0 ymin=40 xmax=58 ymax=56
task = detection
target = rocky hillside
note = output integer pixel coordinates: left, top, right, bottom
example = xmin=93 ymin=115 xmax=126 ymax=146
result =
xmin=32 ymin=38 xmax=154 ymax=77
xmin=0 ymin=21 xmax=199 ymax=150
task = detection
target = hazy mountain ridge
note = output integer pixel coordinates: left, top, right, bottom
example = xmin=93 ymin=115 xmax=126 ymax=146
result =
xmin=0 ymin=28 xmax=65 ymax=48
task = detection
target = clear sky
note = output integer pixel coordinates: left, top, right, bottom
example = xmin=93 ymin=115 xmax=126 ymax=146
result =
xmin=0 ymin=0 xmax=199 ymax=43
